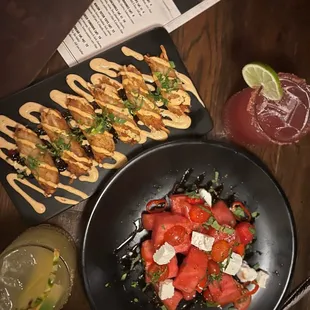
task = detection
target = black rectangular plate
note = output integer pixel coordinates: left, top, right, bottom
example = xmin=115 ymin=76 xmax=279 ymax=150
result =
xmin=0 ymin=27 xmax=213 ymax=225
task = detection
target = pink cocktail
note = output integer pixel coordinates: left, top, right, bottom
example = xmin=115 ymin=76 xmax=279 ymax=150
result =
xmin=223 ymin=73 xmax=310 ymax=145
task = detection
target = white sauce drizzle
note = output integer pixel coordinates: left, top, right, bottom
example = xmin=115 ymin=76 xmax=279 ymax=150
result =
xmin=58 ymin=183 xmax=89 ymax=199
xmin=19 ymin=102 xmax=45 ymax=124
xmin=89 ymin=58 xmax=122 ymax=77
xmin=176 ymin=72 xmax=204 ymax=106
xmin=142 ymin=74 xmax=154 ymax=83
xmin=6 ymin=173 xmax=46 ymax=214
xmin=90 ymin=73 xmax=123 ymax=89
xmin=161 ymin=110 xmax=192 ymax=129
xmin=147 ymin=84 xmax=155 ymax=92
xmin=121 ymin=46 xmax=144 ymax=61
xmin=66 ymin=74 xmax=94 ymax=102
xmin=140 ymin=129 xmax=168 ymax=142
xmin=169 ymin=90 xmax=191 ymax=107
xmin=60 ymin=170 xmax=77 ymax=179
xmin=102 ymin=151 xmax=127 ymax=169
xmin=54 ymin=196 xmax=79 ymax=205
xmin=79 ymin=165 xmax=99 ymax=183
xmin=0 ymin=115 xmax=19 ymax=139
xmin=49 ymin=90 xmax=69 ymax=108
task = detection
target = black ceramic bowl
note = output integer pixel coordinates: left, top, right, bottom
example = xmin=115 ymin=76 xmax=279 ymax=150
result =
xmin=82 ymin=140 xmax=296 ymax=310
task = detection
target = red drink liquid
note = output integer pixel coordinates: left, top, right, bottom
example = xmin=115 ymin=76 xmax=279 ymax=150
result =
xmin=223 ymin=73 xmax=310 ymax=145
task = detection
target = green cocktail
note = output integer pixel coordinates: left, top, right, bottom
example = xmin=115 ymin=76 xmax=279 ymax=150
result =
xmin=0 ymin=225 xmax=76 ymax=310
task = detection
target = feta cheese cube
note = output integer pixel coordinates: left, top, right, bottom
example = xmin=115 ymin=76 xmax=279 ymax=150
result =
xmin=256 ymin=270 xmax=269 ymax=288
xmin=223 ymin=252 xmax=242 ymax=276
xmin=153 ymin=242 xmax=175 ymax=265
xmin=199 ymin=188 xmax=212 ymax=206
xmin=158 ymin=279 xmax=174 ymax=300
xmin=237 ymin=261 xmax=258 ymax=282
xmin=191 ymin=231 xmax=215 ymax=252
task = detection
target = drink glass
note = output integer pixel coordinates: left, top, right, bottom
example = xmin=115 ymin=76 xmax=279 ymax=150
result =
xmin=0 ymin=225 xmax=76 ymax=310
xmin=223 ymin=73 xmax=310 ymax=146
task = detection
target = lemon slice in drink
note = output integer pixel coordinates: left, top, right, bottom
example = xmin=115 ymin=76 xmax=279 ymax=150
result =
xmin=242 ymin=62 xmax=283 ymax=100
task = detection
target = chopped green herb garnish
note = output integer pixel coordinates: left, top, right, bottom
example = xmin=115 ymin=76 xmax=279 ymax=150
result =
xmin=249 ymin=227 xmax=256 ymax=235
xmin=70 ymin=127 xmax=85 ymax=144
xmin=197 ymin=204 xmax=212 ymax=214
xmin=131 ymin=282 xmax=138 ymax=288
xmin=106 ymin=112 xmax=126 ymax=125
xmin=211 ymin=220 xmax=221 ymax=231
xmin=251 ymin=211 xmax=260 ymax=218
xmin=205 ymin=216 xmax=215 ymax=226
xmin=52 ymin=137 xmax=71 ymax=156
xmin=221 ymin=226 xmax=235 ymax=235
xmin=26 ymin=156 xmax=40 ymax=171
xmin=86 ymin=114 xmax=112 ymax=135
xmin=120 ymin=273 xmax=127 ymax=281
xmin=123 ymin=94 xmax=145 ymax=115
xmin=208 ymin=272 xmax=222 ymax=283
xmin=123 ymin=100 xmax=137 ymax=115
xmin=154 ymin=72 xmax=180 ymax=92
xmin=105 ymin=283 xmax=110 ymax=288
xmin=161 ymin=224 xmax=166 ymax=230
xmin=148 ymin=89 xmax=169 ymax=106
xmin=204 ymin=216 xmax=234 ymax=234
xmin=148 ymin=266 xmax=168 ymax=284
xmin=133 ymin=298 xmax=139 ymax=303
xmin=252 ymin=263 xmax=260 ymax=270
xmin=36 ymin=143 xmax=48 ymax=152
xmin=232 ymin=206 xmax=245 ymax=218
xmin=169 ymin=61 xmax=176 ymax=69
xmin=161 ymin=306 xmax=168 ymax=310
xmin=37 ymin=137 xmax=70 ymax=157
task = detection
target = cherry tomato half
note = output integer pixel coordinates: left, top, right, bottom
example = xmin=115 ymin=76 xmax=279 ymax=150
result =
xmin=233 ymin=243 xmax=245 ymax=257
xmin=147 ymin=263 xmax=169 ymax=283
xmin=211 ymin=240 xmax=231 ymax=262
xmin=189 ymin=205 xmax=211 ymax=223
xmin=208 ymin=259 xmax=221 ymax=275
xmin=164 ymin=225 xmax=187 ymax=246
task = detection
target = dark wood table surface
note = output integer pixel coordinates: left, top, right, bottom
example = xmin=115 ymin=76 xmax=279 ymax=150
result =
xmin=1 ymin=0 xmax=310 ymax=309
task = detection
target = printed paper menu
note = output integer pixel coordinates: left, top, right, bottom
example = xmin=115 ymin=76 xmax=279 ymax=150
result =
xmin=58 ymin=0 xmax=221 ymax=66
xmin=58 ymin=0 xmax=180 ymax=66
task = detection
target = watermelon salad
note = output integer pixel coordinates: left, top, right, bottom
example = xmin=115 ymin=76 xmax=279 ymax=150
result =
xmin=140 ymin=188 xmax=269 ymax=310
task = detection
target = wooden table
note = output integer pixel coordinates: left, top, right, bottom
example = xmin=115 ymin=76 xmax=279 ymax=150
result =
xmin=1 ymin=0 xmax=310 ymax=309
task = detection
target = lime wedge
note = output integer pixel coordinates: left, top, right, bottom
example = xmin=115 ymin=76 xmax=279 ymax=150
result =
xmin=40 ymin=284 xmax=64 ymax=310
xmin=242 ymin=62 xmax=283 ymax=100
xmin=18 ymin=249 xmax=60 ymax=310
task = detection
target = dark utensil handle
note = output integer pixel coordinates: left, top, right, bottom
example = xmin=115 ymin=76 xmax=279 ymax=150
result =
xmin=280 ymin=277 xmax=310 ymax=310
